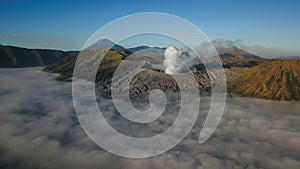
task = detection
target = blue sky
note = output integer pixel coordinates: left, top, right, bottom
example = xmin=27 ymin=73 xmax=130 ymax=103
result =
xmin=0 ymin=0 xmax=299 ymax=57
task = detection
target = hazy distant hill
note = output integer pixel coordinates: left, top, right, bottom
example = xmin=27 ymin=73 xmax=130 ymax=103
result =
xmin=0 ymin=45 xmax=77 ymax=68
xmin=86 ymin=39 xmax=125 ymax=50
xmin=128 ymin=46 xmax=165 ymax=53
xmin=274 ymin=56 xmax=300 ymax=60
xmin=228 ymin=60 xmax=300 ymax=100
xmin=217 ymin=46 xmax=264 ymax=68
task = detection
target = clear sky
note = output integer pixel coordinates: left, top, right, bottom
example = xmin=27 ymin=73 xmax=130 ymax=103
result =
xmin=0 ymin=0 xmax=299 ymax=57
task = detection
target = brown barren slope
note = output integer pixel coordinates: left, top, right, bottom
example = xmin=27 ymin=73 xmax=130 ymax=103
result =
xmin=228 ymin=60 xmax=300 ymax=100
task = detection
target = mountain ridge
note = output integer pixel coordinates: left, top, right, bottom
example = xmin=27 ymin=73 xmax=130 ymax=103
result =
xmin=0 ymin=41 xmax=263 ymax=68
xmin=217 ymin=46 xmax=264 ymax=68
xmin=228 ymin=60 xmax=300 ymax=100
xmin=43 ymin=46 xmax=300 ymax=101
xmin=2 ymin=42 xmax=300 ymax=101
xmin=0 ymin=44 xmax=78 ymax=68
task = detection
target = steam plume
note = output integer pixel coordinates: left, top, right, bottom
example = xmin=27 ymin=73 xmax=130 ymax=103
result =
xmin=163 ymin=46 xmax=185 ymax=74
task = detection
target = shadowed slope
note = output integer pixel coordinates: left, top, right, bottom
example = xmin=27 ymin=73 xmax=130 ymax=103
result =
xmin=0 ymin=44 xmax=77 ymax=68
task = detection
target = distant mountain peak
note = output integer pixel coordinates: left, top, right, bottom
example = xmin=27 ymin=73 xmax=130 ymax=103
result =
xmin=128 ymin=46 xmax=165 ymax=53
xmin=86 ymin=39 xmax=125 ymax=50
xmin=215 ymin=46 xmax=263 ymax=68
xmin=217 ymin=45 xmax=252 ymax=55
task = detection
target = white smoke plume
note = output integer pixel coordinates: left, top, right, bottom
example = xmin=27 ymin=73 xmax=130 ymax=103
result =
xmin=163 ymin=46 xmax=186 ymax=74
xmin=212 ymin=38 xmax=242 ymax=48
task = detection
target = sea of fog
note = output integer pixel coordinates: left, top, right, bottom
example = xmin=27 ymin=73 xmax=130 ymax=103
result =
xmin=0 ymin=67 xmax=299 ymax=169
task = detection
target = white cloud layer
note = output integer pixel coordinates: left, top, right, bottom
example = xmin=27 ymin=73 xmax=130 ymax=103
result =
xmin=0 ymin=68 xmax=299 ymax=169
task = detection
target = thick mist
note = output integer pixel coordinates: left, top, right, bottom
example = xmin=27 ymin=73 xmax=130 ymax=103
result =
xmin=0 ymin=68 xmax=299 ymax=169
